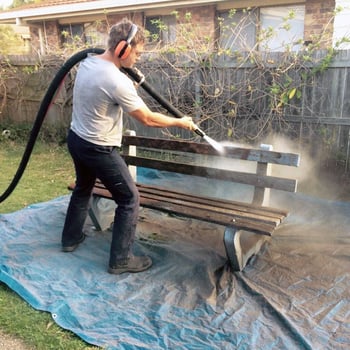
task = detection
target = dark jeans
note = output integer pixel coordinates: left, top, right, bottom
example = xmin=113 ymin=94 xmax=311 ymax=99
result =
xmin=61 ymin=130 xmax=140 ymax=266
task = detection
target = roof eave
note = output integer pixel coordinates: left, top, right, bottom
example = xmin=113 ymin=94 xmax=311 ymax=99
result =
xmin=0 ymin=0 xmax=220 ymax=25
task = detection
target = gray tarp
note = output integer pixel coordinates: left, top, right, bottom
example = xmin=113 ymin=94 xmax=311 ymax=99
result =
xmin=0 ymin=169 xmax=349 ymax=349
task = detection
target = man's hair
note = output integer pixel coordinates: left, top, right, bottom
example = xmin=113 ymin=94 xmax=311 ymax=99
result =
xmin=107 ymin=18 xmax=145 ymax=52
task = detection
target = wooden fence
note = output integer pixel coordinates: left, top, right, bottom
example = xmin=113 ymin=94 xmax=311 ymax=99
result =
xmin=1 ymin=49 xmax=350 ymax=170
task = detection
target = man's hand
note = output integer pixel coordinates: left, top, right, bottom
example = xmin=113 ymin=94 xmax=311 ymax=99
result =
xmin=181 ymin=115 xmax=197 ymax=131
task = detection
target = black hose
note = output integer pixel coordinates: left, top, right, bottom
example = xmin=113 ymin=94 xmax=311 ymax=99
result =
xmin=122 ymin=67 xmax=185 ymax=118
xmin=0 ymin=47 xmax=104 ymax=204
xmin=122 ymin=67 xmax=206 ymax=137
xmin=1 ymin=47 xmax=205 ymax=204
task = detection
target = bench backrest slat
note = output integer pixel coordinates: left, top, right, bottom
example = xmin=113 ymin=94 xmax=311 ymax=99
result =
xmin=122 ymin=135 xmax=300 ymax=166
xmin=123 ymin=156 xmax=297 ymax=192
xmin=121 ymin=134 xmax=300 ymax=206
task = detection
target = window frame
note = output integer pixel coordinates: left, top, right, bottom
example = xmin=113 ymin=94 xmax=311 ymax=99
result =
xmin=217 ymin=4 xmax=305 ymax=53
xmin=144 ymin=14 xmax=176 ymax=46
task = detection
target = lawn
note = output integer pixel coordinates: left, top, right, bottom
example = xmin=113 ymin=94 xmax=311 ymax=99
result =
xmin=0 ymin=140 xmax=100 ymax=349
xmin=0 ymin=141 xmax=74 ymax=213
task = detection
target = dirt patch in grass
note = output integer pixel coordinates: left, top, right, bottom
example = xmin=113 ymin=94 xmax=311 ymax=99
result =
xmin=0 ymin=330 xmax=32 ymax=350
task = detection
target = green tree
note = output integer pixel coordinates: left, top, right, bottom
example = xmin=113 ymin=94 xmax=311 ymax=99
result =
xmin=0 ymin=25 xmax=23 ymax=55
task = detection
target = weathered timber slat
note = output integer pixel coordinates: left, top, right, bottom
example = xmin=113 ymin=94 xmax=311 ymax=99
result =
xmin=92 ymin=180 xmax=288 ymax=217
xmin=138 ymin=192 xmax=283 ymax=225
xmin=283 ymin=116 xmax=350 ymax=126
xmin=123 ymin=156 xmax=297 ymax=192
xmin=138 ymin=197 xmax=276 ymax=235
xmin=76 ymin=181 xmax=286 ymax=234
xmin=137 ymin=185 xmax=287 ymax=216
xmin=136 ymin=184 xmax=287 ymax=219
xmin=122 ymin=135 xmax=300 ymax=166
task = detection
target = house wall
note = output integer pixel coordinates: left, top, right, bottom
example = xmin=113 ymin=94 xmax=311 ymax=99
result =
xmin=29 ymin=20 xmax=61 ymax=54
xmin=107 ymin=12 xmax=144 ymax=28
xmin=27 ymin=1 xmax=337 ymax=53
xmin=45 ymin=21 xmax=61 ymax=53
xmin=29 ymin=27 xmax=40 ymax=54
xmin=176 ymin=6 xmax=216 ymax=50
xmin=304 ymin=0 xmax=335 ymax=45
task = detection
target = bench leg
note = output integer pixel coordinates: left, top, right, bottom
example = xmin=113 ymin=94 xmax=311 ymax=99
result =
xmin=89 ymin=196 xmax=117 ymax=231
xmin=223 ymin=227 xmax=270 ymax=271
xmin=223 ymin=227 xmax=243 ymax=271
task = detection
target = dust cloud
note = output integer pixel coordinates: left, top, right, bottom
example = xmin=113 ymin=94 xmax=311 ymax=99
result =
xmin=206 ymin=134 xmax=349 ymax=202
xmin=259 ymin=134 xmax=349 ymax=201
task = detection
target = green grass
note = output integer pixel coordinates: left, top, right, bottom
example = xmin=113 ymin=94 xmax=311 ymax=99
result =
xmin=0 ymin=141 xmax=75 ymax=213
xmin=0 ymin=140 xmax=100 ymax=349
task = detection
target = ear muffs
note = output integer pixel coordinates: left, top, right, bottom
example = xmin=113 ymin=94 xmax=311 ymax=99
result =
xmin=114 ymin=23 xmax=138 ymax=60
xmin=115 ymin=40 xmax=131 ymax=59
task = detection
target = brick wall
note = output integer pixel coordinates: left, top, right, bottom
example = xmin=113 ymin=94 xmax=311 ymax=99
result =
xmin=176 ymin=6 xmax=216 ymax=50
xmin=29 ymin=27 xmax=40 ymax=54
xmin=30 ymin=20 xmax=62 ymax=54
xmin=46 ymin=21 xmax=61 ymax=53
xmin=305 ymin=0 xmax=336 ymax=47
xmin=28 ymin=1 xmax=338 ymax=54
xmin=107 ymin=12 xmax=144 ymax=28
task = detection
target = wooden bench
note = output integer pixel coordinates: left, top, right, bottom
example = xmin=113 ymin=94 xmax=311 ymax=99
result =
xmin=69 ymin=133 xmax=300 ymax=271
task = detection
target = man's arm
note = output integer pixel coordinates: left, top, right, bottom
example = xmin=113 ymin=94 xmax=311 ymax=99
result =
xmin=129 ymin=105 xmax=196 ymax=131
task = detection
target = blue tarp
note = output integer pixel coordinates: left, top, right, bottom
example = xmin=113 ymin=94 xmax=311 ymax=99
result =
xmin=0 ymin=170 xmax=349 ymax=349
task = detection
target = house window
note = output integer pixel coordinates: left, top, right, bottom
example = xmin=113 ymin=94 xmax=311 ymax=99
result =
xmin=145 ymin=15 xmax=176 ymax=44
xmin=85 ymin=25 xmax=107 ymax=47
xmin=218 ymin=5 xmax=305 ymax=52
xmin=60 ymin=24 xmax=85 ymax=46
xmin=260 ymin=5 xmax=305 ymax=51
xmin=219 ymin=8 xmax=257 ymax=52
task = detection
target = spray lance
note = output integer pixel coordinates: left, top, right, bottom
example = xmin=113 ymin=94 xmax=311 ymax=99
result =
xmin=121 ymin=67 xmax=207 ymax=138
xmin=121 ymin=68 xmax=224 ymax=153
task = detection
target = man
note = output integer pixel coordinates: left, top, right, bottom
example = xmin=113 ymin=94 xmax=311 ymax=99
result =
xmin=61 ymin=18 xmax=196 ymax=274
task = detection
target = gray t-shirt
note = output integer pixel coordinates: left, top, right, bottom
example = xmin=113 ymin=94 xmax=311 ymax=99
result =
xmin=70 ymin=54 xmax=146 ymax=146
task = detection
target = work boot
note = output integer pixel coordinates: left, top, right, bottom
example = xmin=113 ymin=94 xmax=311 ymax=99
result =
xmin=62 ymin=234 xmax=86 ymax=252
xmin=108 ymin=255 xmax=152 ymax=274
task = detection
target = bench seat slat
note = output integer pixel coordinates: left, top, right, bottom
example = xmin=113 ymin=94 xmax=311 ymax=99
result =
xmin=138 ymin=197 xmax=277 ymax=235
xmin=78 ymin=181 xmax=286 ymax=235
xmin=91 ymin=180 xmax=288 ymax=218
xmin=137 ymin=184 xmax=288 ymax=217
xmin=139 ymin=192 xmax=283 ymax=225
xmin=137 ymin=186 xmax=285 ymax=222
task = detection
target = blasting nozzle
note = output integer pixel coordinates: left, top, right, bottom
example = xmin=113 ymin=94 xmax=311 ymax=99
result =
xmin=193 ymin=125 xmax=206 ymax=138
